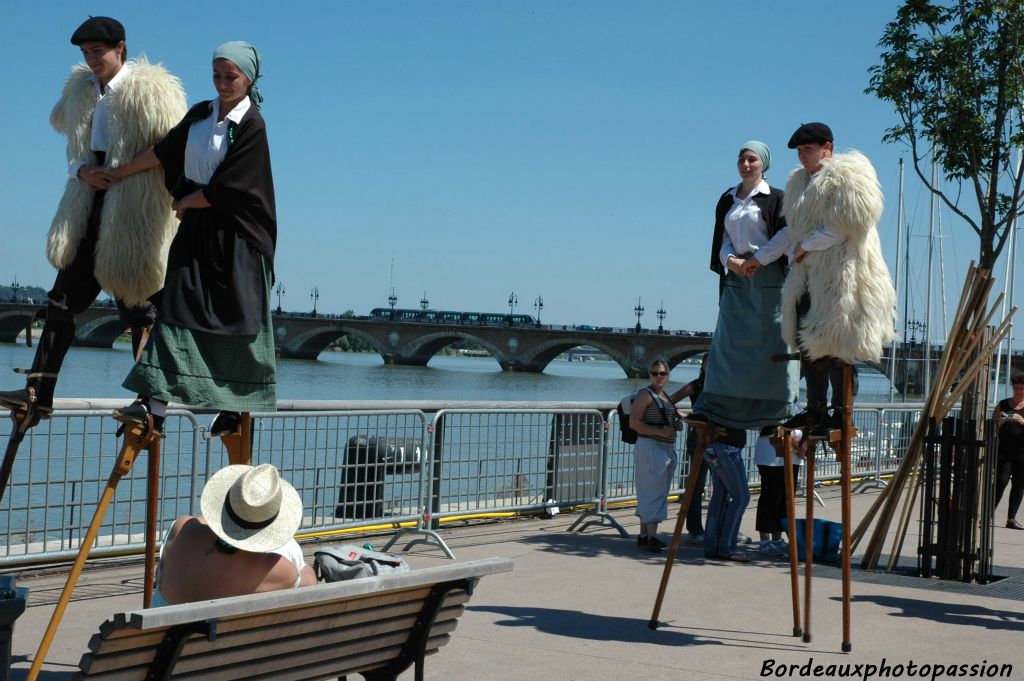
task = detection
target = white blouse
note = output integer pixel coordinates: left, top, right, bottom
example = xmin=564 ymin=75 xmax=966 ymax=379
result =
xmin=68 ymin=63 xmax=132 ymax=179
xmin=184 ymin=96 xmax=251 ymax=184
xmin=719 ymin=179 xmax=845 ymax=268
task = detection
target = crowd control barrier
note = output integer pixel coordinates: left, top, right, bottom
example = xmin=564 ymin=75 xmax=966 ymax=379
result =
xmin=0 ymin=401 xmax=927 ymax=567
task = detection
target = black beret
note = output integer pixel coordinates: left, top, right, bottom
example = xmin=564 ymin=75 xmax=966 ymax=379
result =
xmin=787 ymin=122 xmax=833 ymax=149
xmin=70 ymin=16 xmax=125 ymax=46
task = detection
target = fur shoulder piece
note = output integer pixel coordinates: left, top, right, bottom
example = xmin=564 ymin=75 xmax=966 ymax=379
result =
xmin=49 ymin=65 xmax=96 ymax=135
xmin=810 ymin=150 xmax=884 ymax=239
xmin=782 ymin=167 xmax=810 ymax=219
xmin=105 ymin=57 xmax=187 ymax=164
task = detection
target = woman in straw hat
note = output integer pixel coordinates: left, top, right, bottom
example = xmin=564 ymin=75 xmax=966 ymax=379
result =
xmin=151 ymin=463 xmax=314 ymax=607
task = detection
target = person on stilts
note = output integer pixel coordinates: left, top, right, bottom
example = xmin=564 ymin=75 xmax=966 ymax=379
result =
xmin=108 ymin=41 xmax=277 ymax=438
xmin=775 ymin=123 xmax=896 ymax=434
xmin=0 ymin=17 xmax=186 ymax=419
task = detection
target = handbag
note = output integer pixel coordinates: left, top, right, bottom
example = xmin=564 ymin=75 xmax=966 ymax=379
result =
xmin=312 ymin=544 xmax=410 ymax=582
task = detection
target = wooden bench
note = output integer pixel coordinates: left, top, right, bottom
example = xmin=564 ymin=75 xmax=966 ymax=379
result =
xmin=75 ymin=557 xmax=513 ymax=681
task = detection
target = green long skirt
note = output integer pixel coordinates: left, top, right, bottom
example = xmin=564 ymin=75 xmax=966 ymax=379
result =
xmin=122 ymin=261 xmax=277 ymax=412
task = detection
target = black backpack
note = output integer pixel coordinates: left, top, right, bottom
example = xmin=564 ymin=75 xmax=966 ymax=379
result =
xmin=617 ymin=387 xmax=660 ymax=444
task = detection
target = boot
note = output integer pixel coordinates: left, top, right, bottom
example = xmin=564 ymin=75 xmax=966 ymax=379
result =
xmin=1 ymin=317 xmax=76 ymax=413
xmin=0 ymin=374 xmax=57 ymax=415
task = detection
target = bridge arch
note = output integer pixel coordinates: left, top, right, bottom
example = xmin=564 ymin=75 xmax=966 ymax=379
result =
xmin=0 ymin=311 xmax=37 ymax=344
xmin=75 ymin=314 xmax=131 ymax=348
xmin=517 ymin=338 xmax=710 ymax=377
xmin=393 ymin=331 xmax=506 ymax=367
xmin=278 ymin=325 xmax=387 ymax=360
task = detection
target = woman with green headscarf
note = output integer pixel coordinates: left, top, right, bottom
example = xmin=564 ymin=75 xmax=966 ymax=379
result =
xmin=690 ymin=141 xmax=797 ymax=432
xmin=109 ymin=41 xmax=276 ymax=435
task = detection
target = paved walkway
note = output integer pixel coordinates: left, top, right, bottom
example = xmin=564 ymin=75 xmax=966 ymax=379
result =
xmin=8 ymin=486 xmax=1024 ymax=680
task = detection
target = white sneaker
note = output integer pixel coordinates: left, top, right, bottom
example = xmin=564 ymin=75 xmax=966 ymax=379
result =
xmin=736 ymin=531 xmax=753 ymax=545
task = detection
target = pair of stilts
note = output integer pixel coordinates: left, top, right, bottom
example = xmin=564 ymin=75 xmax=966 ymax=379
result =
xmin=649 ymin=364 xmax=856 ymax=653
xmin=4 ymin=388 xmax=255 ymax=680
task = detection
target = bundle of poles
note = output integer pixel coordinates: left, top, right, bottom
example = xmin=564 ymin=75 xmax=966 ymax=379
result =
xmin=853 ymin=264 xmax=1015 ymax=571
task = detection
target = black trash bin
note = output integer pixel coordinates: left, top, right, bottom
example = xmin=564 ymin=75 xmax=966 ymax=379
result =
xmin=0 ymin=576 xmax=27 ymax=681
xmin=335 ymin=436 xmax=422 ymax=520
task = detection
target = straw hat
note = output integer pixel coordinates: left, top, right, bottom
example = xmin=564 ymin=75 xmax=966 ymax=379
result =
xmin=200 ymin=464 xmax=303 ymax=552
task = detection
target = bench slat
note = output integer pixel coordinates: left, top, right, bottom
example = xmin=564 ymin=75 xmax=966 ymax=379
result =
xmin=89 ymin=586 xmax=443 ymax=652
xmin=83 ymin=601 xmax=465 ymax=674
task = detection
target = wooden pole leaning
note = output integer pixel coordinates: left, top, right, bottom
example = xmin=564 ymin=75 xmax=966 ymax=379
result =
xmin=220 ymin=412 xmax=254 ymax=466
xmin=648 ymin=420 xmax=718 ymax=629
xmin=28 ymin=419 xmax=161 ymax=681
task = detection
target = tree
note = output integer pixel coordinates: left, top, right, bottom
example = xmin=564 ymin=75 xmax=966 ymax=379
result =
xmin=866 ymin=0 xmax=1024 ymax=269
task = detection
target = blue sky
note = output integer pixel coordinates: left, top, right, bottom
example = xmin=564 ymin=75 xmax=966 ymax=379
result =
xmin=1 ymin=1 xmax=1020 ymax=346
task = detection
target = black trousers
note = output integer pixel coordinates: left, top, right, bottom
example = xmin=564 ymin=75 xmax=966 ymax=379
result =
xmin=682 ymin=428 xmax=709 ymax=535
xmin=756 ymin=464 xmax=800 ymax=533
xmin=994 ymin=454 xmax=1024 ymax=520
xmin=27 ymin=169 xmax=155 ymax=392
xmin=796 ymin=294 xmax=858 ymax=411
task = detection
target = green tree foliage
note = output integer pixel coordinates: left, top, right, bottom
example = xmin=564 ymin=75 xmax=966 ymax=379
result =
xmin=867 ymin=0 xmax=1024 ymax=268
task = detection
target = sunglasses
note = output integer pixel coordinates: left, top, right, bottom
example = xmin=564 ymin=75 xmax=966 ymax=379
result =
xmin=649 ymin=371 xmax=668 ymax=377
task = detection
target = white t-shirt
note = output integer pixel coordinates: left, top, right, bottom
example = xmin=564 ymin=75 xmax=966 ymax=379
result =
xmin=754 ymin=432 xmax=804 ymax=467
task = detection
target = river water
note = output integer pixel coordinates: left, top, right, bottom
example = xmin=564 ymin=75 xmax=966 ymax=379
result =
xmin=0 ymin=341 xmax=902 ymax=404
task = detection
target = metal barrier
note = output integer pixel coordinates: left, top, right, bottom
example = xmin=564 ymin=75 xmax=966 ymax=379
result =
xmin=0 ymin=401 xmax=929 ymax=567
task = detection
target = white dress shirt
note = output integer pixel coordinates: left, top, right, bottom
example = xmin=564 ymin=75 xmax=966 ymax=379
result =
xmin=184 ymin=96 xmax=251 ymax=184
xmin=68 ymin=63 xmax=132 ymax=179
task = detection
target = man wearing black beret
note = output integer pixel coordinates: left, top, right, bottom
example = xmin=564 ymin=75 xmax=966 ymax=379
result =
xmin=0 ymin=17 xmax=186 ymax=418
xmin=777 ymin=123 xmax=896 ymax=434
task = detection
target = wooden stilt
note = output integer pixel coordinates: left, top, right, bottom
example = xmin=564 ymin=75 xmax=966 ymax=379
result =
xmin=803 ymin=437 xmax=815 ymax=643
xmin=648 ymin=421 xmax=718 ymax=629
xmin=221 ymin=412 xmax=254 ymax=466
xmin=779 ymin=428 xmax=802 ymax=637
xmin=143 ymin=437 xmax=161 ymax=608
xmin=839 ymin=365 xmax=854 ymax=653
xmin=0 ymin=392 xmax=50 ymax=505
xmin=28 ymin=420 xmax=158 ymax=681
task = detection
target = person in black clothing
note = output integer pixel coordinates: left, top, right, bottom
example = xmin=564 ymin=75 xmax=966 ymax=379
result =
xmin=671 ymin=354 xmax=708 ymax=544
xmin=994 ymin=372 xmax=1024 ymax=530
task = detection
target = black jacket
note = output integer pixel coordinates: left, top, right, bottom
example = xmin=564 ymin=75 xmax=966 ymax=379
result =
xmin=709 ymin=186 xmax=786 ymax=291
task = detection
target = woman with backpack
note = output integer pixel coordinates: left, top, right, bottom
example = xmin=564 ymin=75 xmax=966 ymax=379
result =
xmin=629 ymin=360 xmax=685 ymax=552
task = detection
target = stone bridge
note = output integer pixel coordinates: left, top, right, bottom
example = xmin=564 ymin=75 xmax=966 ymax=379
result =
xmin=4 ymin=302 xmax=1019 ymax=383
xmin=0 ymin=303 xmax=710 ymax=378
xmin=274 ymin=315 xmax=711 ymax=378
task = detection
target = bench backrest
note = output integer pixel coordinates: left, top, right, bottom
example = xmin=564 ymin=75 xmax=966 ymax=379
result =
xmin=75 ymin=557 xmax=513 ymax=681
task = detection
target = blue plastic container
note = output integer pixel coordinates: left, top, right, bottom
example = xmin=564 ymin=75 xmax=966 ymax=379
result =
xmin=779 ymin=518 xmax=842 ymax=563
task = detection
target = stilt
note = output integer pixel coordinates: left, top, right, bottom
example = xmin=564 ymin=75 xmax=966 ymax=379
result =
xmin=143 ymin=436 xmax=161 ymax=608
xmin=803 ymin=436 xmax=815 ymax=643
xmin=28 ymin=418 xmax=160 ymax=681
xmin=648 ymin=420 xmax=720 ymax=629
xmin=220 ymin=412 xmax=254 ymax=466
xmin=0 ymin=381 xmax=53 ymax=505
xmin=839 ymin=364 xmax=854 ymax=653
xmin=775 ymin=428 xmax=802 ymax=637
xmin=130 ymin=323 xmax=152 ymax=362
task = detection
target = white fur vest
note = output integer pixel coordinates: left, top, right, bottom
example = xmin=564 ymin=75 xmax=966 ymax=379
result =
xmin=780 ymin=151 xmax=896 ymax=363
xmin=46 ymin=58 xmax=187 ymax=307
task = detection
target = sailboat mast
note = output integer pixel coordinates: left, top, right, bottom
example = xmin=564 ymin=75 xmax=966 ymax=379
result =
xmin=889 ymin=159 xmax=904 ymax=401
xmin=924 ymin=154 xmax=937 ymax=397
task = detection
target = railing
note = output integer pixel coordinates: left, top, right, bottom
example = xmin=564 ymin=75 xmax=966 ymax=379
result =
xmin=0 ymin=401 xmax=927 ymax=567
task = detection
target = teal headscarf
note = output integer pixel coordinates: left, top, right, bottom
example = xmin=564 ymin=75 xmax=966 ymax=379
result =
xmin=740 ymin=140 xmax=771 ymax=174
xmin=213 ymin=41 xmax=263 ymax=108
